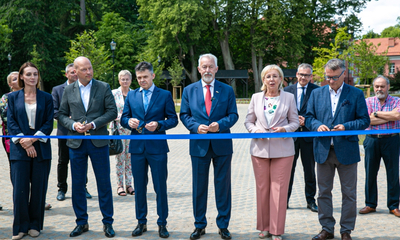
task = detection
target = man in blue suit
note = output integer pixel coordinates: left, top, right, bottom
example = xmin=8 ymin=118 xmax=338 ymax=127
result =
xmin=121 ymin=61 xmax=178 ymax=239
xmin=180 ymin=53 xmax=238 ymax=240
xmin=305 ymin=59 xmax=370 ymax=240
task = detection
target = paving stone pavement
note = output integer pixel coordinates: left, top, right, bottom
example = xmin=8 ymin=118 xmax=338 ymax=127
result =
xmin=0 ymin=104 xmax=399 ymax=240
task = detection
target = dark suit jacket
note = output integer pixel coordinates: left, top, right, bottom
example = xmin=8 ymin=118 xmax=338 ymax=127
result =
xmin=52 ymin=82 xmax=69 ymax=136
xmin=284 ymin=82 xmax=319 ymax=142
xmin=7 ymin=89 xmax=54 ymax=161
xmin=58 ymin=79 xmax=117 ymax=149
xmin=120 ymin=86 xmax=178 ymax=154
xmin=305 ymin=83 xmax=370 ymax=165
xmin=180 ymin=80 xmax=239 ymax=157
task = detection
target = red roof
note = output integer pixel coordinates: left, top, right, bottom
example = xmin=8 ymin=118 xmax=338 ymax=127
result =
xmin=361 ymin=37 xmax=400 ymax=56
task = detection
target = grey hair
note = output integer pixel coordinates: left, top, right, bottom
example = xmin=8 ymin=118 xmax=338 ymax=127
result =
xmin=373 ymin=75 xmax=390 ymax=85
xmin=118 ymin=70 xmax=132 ymax=79
xmin=324 ymin=58 xmax=345 ymax=71
xmin=198 ymin=53 xmax=218 ymax=67
xmin=65 ymin=63 xmax=74 ymax=73
xmin=298 ymin=63 xmax=313 ymax=74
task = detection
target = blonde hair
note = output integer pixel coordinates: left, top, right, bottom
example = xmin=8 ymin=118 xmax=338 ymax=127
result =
xmin=118 ymin=70 xmax=132 ymax=79
xmin=7 ymin=71 xmax=19 ymax=85
xmin=260 ymin=64 xmax=284 ymax=91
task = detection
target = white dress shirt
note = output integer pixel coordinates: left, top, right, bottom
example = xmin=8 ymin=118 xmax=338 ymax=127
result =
xmin=201 ymin=79 xmax=215 ymax=99
xmin=297 ymin=83 xmax=308 ymax=111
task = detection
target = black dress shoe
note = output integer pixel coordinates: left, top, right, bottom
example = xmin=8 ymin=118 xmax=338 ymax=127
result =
xmin=312 ymin=230 xmax=334 ymax=240
xmin=57 ymin=191 xmax=66 ymax=201
xmin=218 ymin=228 xmax=231 ymax=239
xmin=132 ymin=223 xmax=147 ymax=237
xmin=85 ymin=189 xmax=92 ymax=199
xmin=190 ymin=228 xmax=205 ymax=240
xmin=307 ymin=202 xmax=318 ymax=212
xmin=158 ymin=225 xmax=169 ymax=238
xmin=70 ymin=224 xmax=89 ymax=237
xmin=103 ymin=223 xmax=115 ymax=238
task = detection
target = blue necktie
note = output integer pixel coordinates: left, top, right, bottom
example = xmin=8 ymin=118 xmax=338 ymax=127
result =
xmin=143 ymin=90 xmax=149 ymax=112
xmin=300 ymin=86 xmax=305 ymax=110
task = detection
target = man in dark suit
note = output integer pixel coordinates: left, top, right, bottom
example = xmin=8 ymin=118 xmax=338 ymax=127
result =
xmin=180 ymin=53 xmax=238 ymax=240
xmin=120 ymin=61 xmax=178 ymax=238
xmin=59 ymin=56 xmax=117 ymax=238
xmin=284 ymin=63 xmax=319 ymax=212
xmin=305 ymin=59 xmax=370 ymax=240
xmin=52 ymin=63 xmax=91 ymax=201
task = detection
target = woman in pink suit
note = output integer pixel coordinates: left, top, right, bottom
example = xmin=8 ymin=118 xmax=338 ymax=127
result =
xmin=245 ymin=64 xmax=299 ymax=240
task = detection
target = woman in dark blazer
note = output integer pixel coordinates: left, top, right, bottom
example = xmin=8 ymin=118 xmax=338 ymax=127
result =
xmin=7 ymin=62 xmax=53 ymax=239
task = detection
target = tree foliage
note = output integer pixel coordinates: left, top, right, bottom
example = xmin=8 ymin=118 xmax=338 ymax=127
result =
xmin=362 ymin=30 xmax=380 ymax=39
xmin=167 ymin=57 xmax=184 ymax=87
xmin=65 ymin=30 xmax=112 ymax=83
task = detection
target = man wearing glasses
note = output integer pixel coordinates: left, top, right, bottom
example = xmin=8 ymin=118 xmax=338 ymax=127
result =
xmin=284 ymin=63 xmax=319 ymax=212
xmin=305 ymin=59 xmax=370 ymax=240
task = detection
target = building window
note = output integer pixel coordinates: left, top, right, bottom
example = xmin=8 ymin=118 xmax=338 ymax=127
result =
xmin=389 ymin=63 xmax=395 ymax=74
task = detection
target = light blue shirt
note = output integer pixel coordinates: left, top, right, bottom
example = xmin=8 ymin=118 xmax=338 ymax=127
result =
xmin=140 ymin=83 xmax=155 ymax=106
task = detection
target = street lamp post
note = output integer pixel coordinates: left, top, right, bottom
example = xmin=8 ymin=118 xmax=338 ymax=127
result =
xmin=8 ymin=53 xmax=12 ymax=73
xmin=110 ymin=40 xmax=117 ymax=89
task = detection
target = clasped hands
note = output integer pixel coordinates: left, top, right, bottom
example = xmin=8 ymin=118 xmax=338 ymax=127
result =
xmin=255 ymin=127 xmax=286 ymax=140
xmin=129 ymin=118 xmax=158 ymax=132
xmin=20 ymin=138 xmax=37 ymax=158
xmin=317 ymin=124 xmax=345 ymax=132
xmin=74 ymin=122 xmax=93 ymax=133
xmin=197 ymin=122 xmax=219 ymax=134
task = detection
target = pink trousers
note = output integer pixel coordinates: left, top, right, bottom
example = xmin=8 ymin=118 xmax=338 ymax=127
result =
xmin=251 ymin=155 xmax=294 ymax=235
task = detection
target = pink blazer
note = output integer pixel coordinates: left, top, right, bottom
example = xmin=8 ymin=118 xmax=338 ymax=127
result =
xmin=244 ymin=90 xmax=299 ymax=158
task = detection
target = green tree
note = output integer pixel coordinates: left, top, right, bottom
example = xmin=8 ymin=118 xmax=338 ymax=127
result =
xmin=137 ymin=0 xmax=210 ymax=83
xmin=65 ymin=30 xmax=112 ymax=84
xmin=167 ymin=57 xmax=184 ymax=87
xmin=0 ymin=18 xmax=12 ymax=50
xmin=388 ymin=67 xmax=400 ymax=91
xmin=312 ymin=27 xmax=351 ymax=81
xmin=380 ymin=26 xmax=400 ymax=38
xmin=362 ymin=30 xmax=380 ymax=39
xmin=345 ymin=39 xmax=390 ymax=84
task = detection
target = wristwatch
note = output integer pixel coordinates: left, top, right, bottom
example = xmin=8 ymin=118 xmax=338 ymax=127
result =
xmin=373 ymin=112 xmax=378 ymax=117
xmin=156 ymin=122 xmax=161 ymax=131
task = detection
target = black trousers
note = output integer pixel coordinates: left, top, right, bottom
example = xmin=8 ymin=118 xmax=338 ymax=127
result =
xmin=287 ymin=137 xmax=317 ymax=204
xmin=57 ymin=139 xmax=87 ymax=193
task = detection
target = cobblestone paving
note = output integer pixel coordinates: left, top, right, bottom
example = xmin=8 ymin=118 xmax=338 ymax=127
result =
xmin=1 ymin=104 xmax=399 ymax=239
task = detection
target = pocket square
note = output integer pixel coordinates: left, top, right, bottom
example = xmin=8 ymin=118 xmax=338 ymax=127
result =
xmin=341 ymin=99 xmax=351 ymax=107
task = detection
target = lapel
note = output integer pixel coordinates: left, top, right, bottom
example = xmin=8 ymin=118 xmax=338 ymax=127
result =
xmin=332 ymin=84 xmax=349 ymax=121
xmin=73 ymin=81 xmax=86 ymax=112
xmin=269 ymin=90 xmax=284 ymax=128
xmin=34 ymin=90 xmax=44 ymax=130
xmin=257 ymin=91 xmax=270 ymax=129
xmin=16 ymin=90 xmax=29 ymax=131
xmin=210 ymin=80 xmax=220 ymax=116
xmin=135 ymin=89 xmax=145 ymax=114
xmin=323 ymin=86 xmax=333 ymax=120
xmin=146 ymin=86 xmax=159 ymax=115
xmin=87 ymin=79 xmax=97 ymax=111
xmin=300 ymin=84 xmax=312 ymax=111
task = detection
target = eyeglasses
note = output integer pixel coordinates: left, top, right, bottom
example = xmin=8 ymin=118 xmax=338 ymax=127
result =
xmin=298 ymin=73 xmax=312 ymax=78
xmin=324 ymin=70 xmax=345 ymax=81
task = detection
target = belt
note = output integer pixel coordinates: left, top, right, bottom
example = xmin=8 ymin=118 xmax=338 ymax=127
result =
xmin=367 ymin=133 xmax=398 ymax=139
xmin=84 ymin=132 xmax=90 ymax=136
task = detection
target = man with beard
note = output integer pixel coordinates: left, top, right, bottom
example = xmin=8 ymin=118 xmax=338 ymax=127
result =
xmin=180 ymin=53 xmax=238 ymax=240
xmin=359 ymin=75 xmax=400 ymax=218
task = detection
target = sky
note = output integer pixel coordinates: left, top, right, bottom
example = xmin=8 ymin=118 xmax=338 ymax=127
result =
xmin=357 ymin=0 xmax=400 ymax=35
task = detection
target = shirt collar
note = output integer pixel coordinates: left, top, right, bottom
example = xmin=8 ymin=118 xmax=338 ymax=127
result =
xmin=201 ymin=79 xmax=215 ymax=88
xmin=297 ymin=82 xmax=309 ymax=89
xmin=328 ymin=82 xmax=344 ymax=94
xmin=140 ymin=83 xmax=155 ymax=92
xmin=78 ymin=79 xmax=92 ymax=88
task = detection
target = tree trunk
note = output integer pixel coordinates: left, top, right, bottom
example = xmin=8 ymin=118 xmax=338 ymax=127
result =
xmin=252 ymin=45 xmax=261 ymax=93
xmin=80 ymin=0 xmax=86 ymax=25
xmin=219 ymin=31 xmax=237 ymax=95
xmin=182 ymin=45 xmax=198 ymax=84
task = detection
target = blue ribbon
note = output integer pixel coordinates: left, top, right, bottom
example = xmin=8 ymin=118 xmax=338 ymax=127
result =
xmin=3 ymin=129 xmax=400 ymax=140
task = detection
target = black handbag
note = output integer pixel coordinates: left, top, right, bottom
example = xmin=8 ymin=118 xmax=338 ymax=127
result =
xmin=109 ymin=121 xmax=123 ymax=156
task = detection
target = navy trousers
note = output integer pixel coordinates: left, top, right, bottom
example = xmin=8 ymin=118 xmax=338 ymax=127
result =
xmin=131 ymin=152 xmax=168 ymax=226
xmin=69 ymin=139 xmax=114 ymax=225
xmin=363 ymin=135 xmax=400 ymax=210
xmin=11 ymin=158 xmax=51 ymax=235
xmin=191 ymin=145 xmax=232 ymax=229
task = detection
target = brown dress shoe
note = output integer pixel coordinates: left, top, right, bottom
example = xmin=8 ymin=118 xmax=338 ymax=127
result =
xmin=359 ymin=206 xmax=376 ymax=214
xmin=312 ymin=230 xmax=334 ymax=240
xmin=390 ymin=208 xmax=400 ymax=217
xmin=341 ymin=232 xmax=352 ymax=240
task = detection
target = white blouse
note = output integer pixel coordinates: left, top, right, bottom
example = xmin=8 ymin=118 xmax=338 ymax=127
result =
xmin=25 ymin=102 xmax=37 ymax=129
